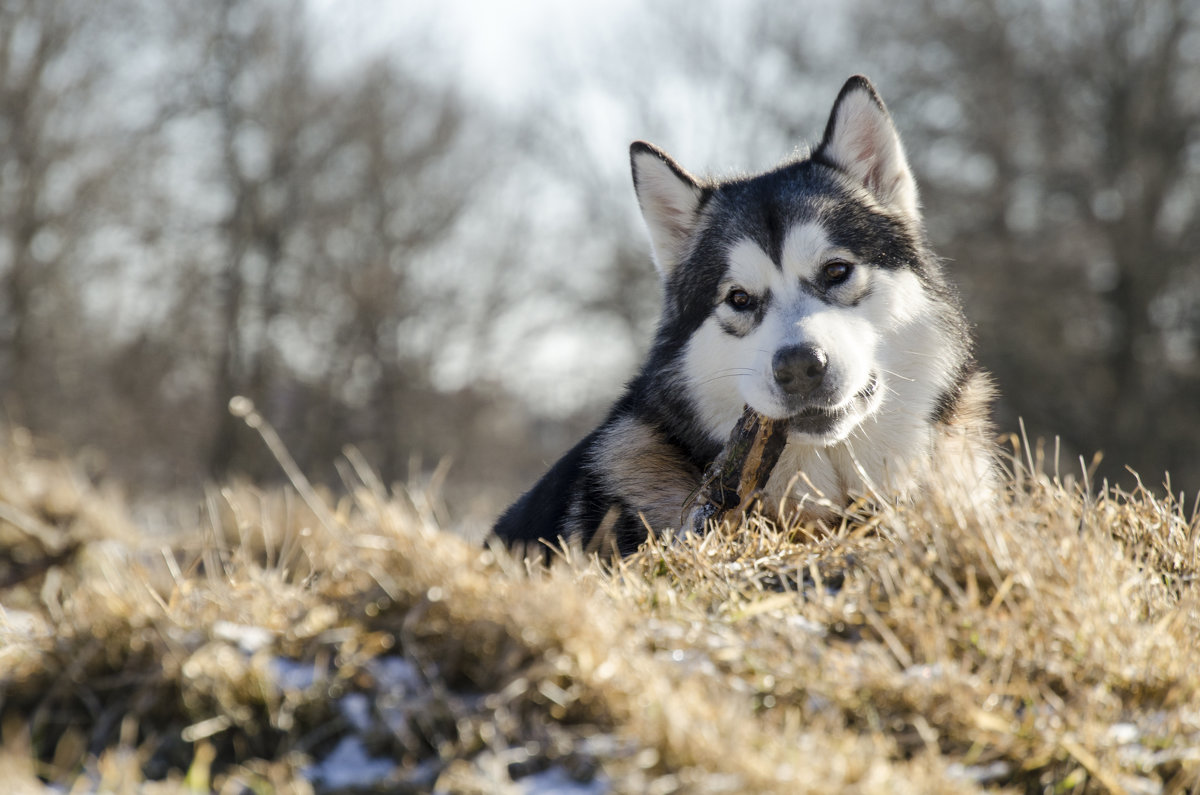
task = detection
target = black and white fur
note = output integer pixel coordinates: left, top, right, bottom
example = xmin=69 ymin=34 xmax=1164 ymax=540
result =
xmin=494 ymin=76 xmax=994 ymax=557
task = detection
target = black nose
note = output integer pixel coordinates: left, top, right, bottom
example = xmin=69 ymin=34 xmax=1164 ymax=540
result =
xmin=772 ymin=345 xmax=827 ymax=396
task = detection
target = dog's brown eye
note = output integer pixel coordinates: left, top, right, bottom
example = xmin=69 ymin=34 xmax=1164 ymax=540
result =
xmin=726 ymin=288 xmax=755 ymax=311
xmin=822 ymin=260 xmax=853 ymax=286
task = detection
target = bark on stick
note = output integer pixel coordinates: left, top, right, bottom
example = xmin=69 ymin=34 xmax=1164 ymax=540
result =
xmin=684 ymin=405 xmax=788 ymax=534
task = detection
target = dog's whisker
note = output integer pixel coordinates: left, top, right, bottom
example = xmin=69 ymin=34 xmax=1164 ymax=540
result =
xmin=879 ymin=384 xmax=903 ymax=401
xmin=877 ymin=368 xmax=916 ymax=383
xmin=697 ymin=372 xmax=754 ymax=386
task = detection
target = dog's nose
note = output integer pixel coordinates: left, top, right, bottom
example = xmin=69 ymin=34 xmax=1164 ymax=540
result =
xmin=772 ymin=345 xmax=827 ymax=396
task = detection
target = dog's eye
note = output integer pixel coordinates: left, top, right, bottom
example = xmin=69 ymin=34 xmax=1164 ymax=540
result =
xmin=726 ymin=288 xmax=756 ymax=311
xmin=822 ymin=260 xmax=853 ymax=287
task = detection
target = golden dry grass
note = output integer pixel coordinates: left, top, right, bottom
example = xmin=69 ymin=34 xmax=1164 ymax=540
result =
xmin=1 ymin=424 xmax=1198 ymax=794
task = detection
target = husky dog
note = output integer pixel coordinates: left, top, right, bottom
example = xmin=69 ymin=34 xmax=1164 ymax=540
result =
xmin=494 ymin=76 xmax=994 ymax=557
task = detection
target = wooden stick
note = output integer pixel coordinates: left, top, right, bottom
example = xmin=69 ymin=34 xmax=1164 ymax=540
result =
xmin=683 ymin=406 xmax=788 ymax=535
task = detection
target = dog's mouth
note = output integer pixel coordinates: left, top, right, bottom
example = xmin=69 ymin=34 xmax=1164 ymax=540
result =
xmin=786 ymin=373 xmax=880 ymax=437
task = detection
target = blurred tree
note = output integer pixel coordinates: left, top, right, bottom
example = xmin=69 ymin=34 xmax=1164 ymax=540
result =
xmin=848 ymin=0 xmax=1200 ymax=489
xmin=0 ymin=0 xmax=190 ymax=477
xmin=199 ymin=0 xmax=306 ymax=477
xmin=179 ymin=0 xmax=501 ymax=483
xmin=316 ymin=58 xmax=487 ymax=481
xmin=0 ymin=0 xmax=527 ymax=501
xmin=0 ymin=2 xmax=123 ymax=425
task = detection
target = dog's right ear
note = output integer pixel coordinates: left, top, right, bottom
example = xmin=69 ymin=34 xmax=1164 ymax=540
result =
xmin=630 ymin=141 xmax=704 ymax=278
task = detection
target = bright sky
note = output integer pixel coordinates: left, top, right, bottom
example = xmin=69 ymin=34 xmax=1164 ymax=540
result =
xmin=308 ymin=0 xmax=636 ymax=108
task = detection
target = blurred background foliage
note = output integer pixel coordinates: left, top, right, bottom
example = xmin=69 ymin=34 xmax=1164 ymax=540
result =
xmin=1 ymin=0 xmax=1197 ymax=526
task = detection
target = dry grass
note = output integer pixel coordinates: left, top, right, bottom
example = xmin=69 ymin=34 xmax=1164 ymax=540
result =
xmin=1 ymin=423 xmax=1198 ymax=794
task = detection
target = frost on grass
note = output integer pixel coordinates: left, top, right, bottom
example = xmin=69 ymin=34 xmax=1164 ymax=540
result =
xmin=0 ymin=425 xmax=1198 ymax=793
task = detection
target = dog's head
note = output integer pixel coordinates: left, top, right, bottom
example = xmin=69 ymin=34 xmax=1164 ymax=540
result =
xmin=632 ymin=76 xmax=968 ymax=447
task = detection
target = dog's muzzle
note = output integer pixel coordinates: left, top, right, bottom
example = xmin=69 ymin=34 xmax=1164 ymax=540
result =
xmin=786 ymin=372 xmax=880 ymax=437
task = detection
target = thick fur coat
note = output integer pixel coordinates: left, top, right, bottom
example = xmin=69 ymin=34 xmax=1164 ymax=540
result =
xmin=494 ymin=76 xmax=994 ymax=557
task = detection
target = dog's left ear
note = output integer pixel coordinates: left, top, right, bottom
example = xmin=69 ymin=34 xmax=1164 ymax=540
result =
xmin=814 ymin=76 xmax=919 ymax=219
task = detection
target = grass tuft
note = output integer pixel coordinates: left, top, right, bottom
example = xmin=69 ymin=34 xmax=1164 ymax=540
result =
xmin=1 ymin=427 xmax=1198 ymax=793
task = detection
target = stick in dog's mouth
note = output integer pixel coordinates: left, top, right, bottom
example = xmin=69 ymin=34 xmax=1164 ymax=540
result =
xmin=682 ymin=405 xmax=789 ymax=536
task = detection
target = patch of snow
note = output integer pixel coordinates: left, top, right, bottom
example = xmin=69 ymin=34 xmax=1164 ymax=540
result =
xmin=370 ymin=655 xmax=423 ymax=693
xmin=212 ymin=621 xmax=275 ymax=654
xmin=305 ymin=736 xmax=397 ymax=790
xmin=370 ymin=655 xmax=428 ymax=733
xmin=1107 ymin=722 xmax=1140 ymax=745
xmin=339 ymin=692 xmax=373 ymax=732
xmin=271 ymin=657 xmax=320 ymax=691
xmin=902 ymin=662 xmax=948 ymax=682
xmin=786 ymin=615 xmax=826 ymax=637
xmin=518 ymin=766 xmax=609 ymax=795
xmin=946 ymin=761 xmax=1011 ymax=784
